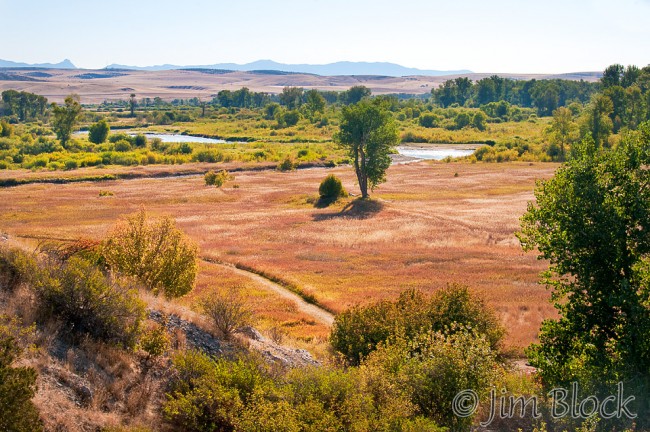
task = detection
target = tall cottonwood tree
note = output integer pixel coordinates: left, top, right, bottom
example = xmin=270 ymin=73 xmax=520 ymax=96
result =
xmin=335 ymin=100 xmax=399 ymax=198
xmin=518 ymin=124 xmax=650 ymax=428
xmin=51 ymin=94 xmax=82 ymax=147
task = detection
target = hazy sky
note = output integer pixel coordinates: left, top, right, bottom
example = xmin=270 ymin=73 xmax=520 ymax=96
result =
xmin=2 ymin=0 xmax=649 ymax=73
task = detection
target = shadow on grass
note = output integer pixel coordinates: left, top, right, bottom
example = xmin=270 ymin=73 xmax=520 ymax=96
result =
xmin=313 ymin=198 xmax=384 ymax=221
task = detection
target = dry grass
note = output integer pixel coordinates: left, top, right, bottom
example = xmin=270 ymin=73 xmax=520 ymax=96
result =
xmin=0 ymin=161 xmax=558 ymax=354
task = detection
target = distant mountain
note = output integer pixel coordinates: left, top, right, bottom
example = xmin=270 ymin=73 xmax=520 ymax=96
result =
xmin=105 ymin=60 xmax=472 ymax=77
xmin=0 ymin=58 xmax=76 ymax=69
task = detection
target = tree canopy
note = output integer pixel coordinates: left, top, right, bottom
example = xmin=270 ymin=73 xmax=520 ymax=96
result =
xmin=335 ymin=99 xmax=399 ymax=198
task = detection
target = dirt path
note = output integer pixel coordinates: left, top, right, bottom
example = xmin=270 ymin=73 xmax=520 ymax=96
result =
xmin=201 ymin=258 xmax=335 ymax=326
xmin=3 ymin=233 xmax=335 ymax=327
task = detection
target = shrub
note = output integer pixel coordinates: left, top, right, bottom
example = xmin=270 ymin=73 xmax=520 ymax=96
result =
xmin=0 ymin=247 xmax=37 ymax=292
xmin=277 ymin=156 xmax=295 ymax=171
xmin=0 ymin=333 xmax=43 ymax=431
xmin=204 ymin=169 xmax=234 ymax=187
xmin=418 ymin=113 xmax=439 ymax=128
xmin=102 ymin=209 xmax=198 ymax=298
xmin=318 ymin=174 xmax=347 ymax=204
xmin=88 ymin=119 xmax=110 ymax=144
xmin=163 ymin=351 xmax=266 ymax=431
xmin=114 ymin=139 xmax=132 ymax=152
xmin=133 ymin=134 xmax=147 ymax=147
xmin=330 ymin=284 xmax=505 ymax=365
xmin=194 ymin=149 xmax=224 ymax=163
xmin=200 ymin=288 xmax=252 ymax=340
xmin=109 ymin=133 xmax=134 ymax=144
xmin=0 ymin=120 xmax=13 ymax=137
xmin=64 ymin=159 xmax=78 ymax=170
xmin=34 ymin=256 xmax=145 ymax=348
xmin=363 ymin=328 xmax=502 ymax=431
xmin=282 ymin=110 xmax=301 ymax=127
xmin=140 ymin=322 xmax=171 ymax=358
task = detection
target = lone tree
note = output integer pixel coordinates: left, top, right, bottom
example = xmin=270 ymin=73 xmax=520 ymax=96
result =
xmin=51 ymin=94 xmax=82 ymax=147
xmin=335 ymin=100 xmax=399 ymax=198
xmin=129 ymin=93 xmax=137 ymax=117
xmin=518 ymin=124 xmax=650 ymax=427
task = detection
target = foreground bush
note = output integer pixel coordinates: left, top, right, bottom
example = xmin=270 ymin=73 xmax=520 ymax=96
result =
xmin=330 ymin=284 xmax=505 ymax=365
xmin=102 ymin=210 xmax=199 ymax=298
xmin=0 ymin=247 xmax=37 ymax=292
xmin=318 ymin=174 xmax=347 ymax=203
xmin=35 ymin=256 xmax=145 ymax=348
xmin=163 ymin=350 xmax=444 ymax=432
xmin=0 ymin=332 xmax=43 ymax=432
xmin=363 ymin=328 xmax=502 ymax=431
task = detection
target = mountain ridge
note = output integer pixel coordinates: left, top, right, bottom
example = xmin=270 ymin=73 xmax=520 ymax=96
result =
xmin=103 ymin=60 xmax=472 ymax=77
xmin=0 ymin=58 xmax=76 ymax=69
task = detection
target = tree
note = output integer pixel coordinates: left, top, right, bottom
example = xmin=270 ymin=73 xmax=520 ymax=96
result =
xmin=341 ymin=85 xmax=371 ymax=105
xmin=546 ymin=106 xmax=576 ymax=160
xmin=305 ymin=89 xmax=326 ymax=114
xmin=518 ymin=126 xmax=650 ymax=427
xmin=471 ymin=111 xmax=487 ymax=131
xmin=601 ymin=63 xmax=625 ymax=88
xmin=335 ymin=100 xmax=399 ymax=198
xmin=88 ymin=119 xmax=110 ymax=144
xmin=279 ymin=87 xmax=303 ymax=110
xmin=129 ymin=93 xmax=137 ymax=117
xmin=579 ymin=93 xmax=613 ymax=148
xmin=51 ymin=94 xmax=82 ymax=147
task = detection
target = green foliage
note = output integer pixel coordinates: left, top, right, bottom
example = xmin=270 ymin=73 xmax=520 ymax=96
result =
xmin=0 ymin=119 xmax=13 ymax=137
xmin=518 ymin=124 xmax=650 ymax=427
xmin=200 ymin=288 xmax=253 ymax=340
xmin=0 ymin=247 xmax=37 ymax=292
xmin=454 ymin=112 xmax=471 ymax=129
xmin=579 ymin=93 xmax=614 ymax=148
xmin=114 ymin=139 xmax=132 ymax=152
xmin=471 ymin=110 xmax=487 ymax=131
xmin=318 ymin=174 xmax=347 ymax=204
xmin=133 ymin=134 xmax=147 ymax=147
xmin=418 ymin=113 xmax=439 ymax=128
xmin=139 ymin=322 xmax=171 ymax=358
xmin=0 ymin=330 xmax=43 ymax=432
xmin=88 ymin=119 xmax=110 ymax=144
xmin=282 ymin=110 xmax=301 ymax=127
xmin=51 ymin=94 xmax=82 ymax=147
xmin=34 ymin=256 xmax=145 ymax=348
xmin=363 ymin=328 xmax=502 ymax=431
xmin=102 ymin=209 xmax=199 ymax=298
xmin=204 ymin=169 xmax=234 ymax=187
xmin=277 ymin=156 xmax=296 ymax=171
xmin=1 ymin=90 xmax=48 ymax=122
xmin=331 ymin=284 xmax=505 ymax=366
xmin=335 ymin=99 xmax=399 ymax=198
xmin=163 ymin=350 xmax=445 ymax=432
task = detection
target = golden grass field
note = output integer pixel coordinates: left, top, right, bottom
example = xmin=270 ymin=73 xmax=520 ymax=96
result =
xmin=0 ymin=161 xmax=558 ymax=354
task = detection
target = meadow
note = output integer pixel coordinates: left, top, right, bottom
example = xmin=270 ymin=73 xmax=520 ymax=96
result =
xmin=0 ymin=160 xmax=557 ymax=355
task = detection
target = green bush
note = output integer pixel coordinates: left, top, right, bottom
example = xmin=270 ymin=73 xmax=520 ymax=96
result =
xmin=133 ymin=134 xmax=147 ymax=147
xmin=114 ymin=140 xmax=132 ymax=152
xmin=0 ymin=332 xmax=43 ymax=432
xmin=139 ymin=322 xmax=170 ymax=358
xmin=204 ymin=169 xmax=234 ymax=187
xmin=64 ymin=159 xmax=78 ymax=170
xmin=318 ymin=174 xmax=347 ymax=203
xmin=88 ymin=119 xmax=110 ymax=144
xmin=330 ymin=284 xmax=505 ymax=365
xmin=102 ymin=210 xmax=198 ymax=298
xmin=34 ymin=256 xmax=145 ymax=348
xmin=418 ymin=113 xmax=439 ymax=128
xmin=0 ymin=247 xmax=37 ymax=292
xmin=194 ymin=149 xmax=224 ymax=163
xmin=363 ymin=328 xmax=502 ymax=431
xmin=277 ymin=156 xmax=295 ymax=171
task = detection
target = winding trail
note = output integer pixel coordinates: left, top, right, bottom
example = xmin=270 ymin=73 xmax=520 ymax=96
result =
xmin=5 ymin=233 xmax=335 ymax=327
xmin=201 ymin=257 xmax=335 ymax=326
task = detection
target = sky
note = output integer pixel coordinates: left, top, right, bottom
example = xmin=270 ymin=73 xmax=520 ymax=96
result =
xmin=1 ymin=0 xmax=649 ymax=73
